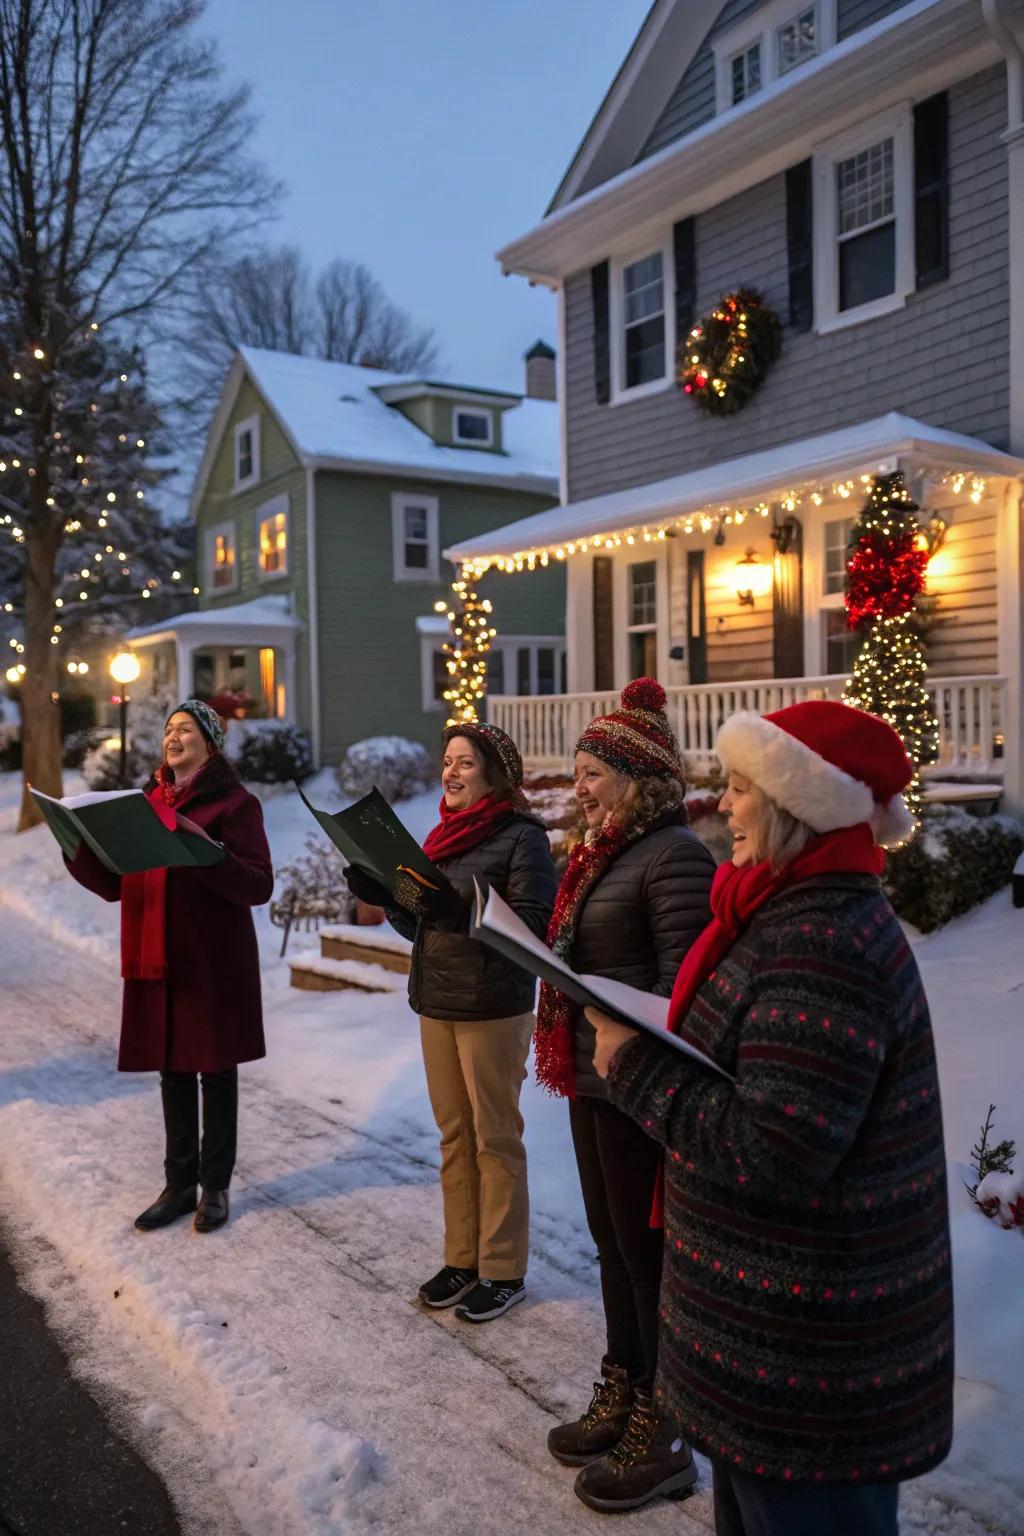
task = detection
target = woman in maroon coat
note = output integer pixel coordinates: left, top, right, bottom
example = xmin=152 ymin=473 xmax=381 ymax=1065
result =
xmin=66 ymin=699 xmax=273 ymax=1234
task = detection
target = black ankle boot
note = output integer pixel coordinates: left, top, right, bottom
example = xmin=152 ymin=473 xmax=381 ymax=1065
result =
xmin=194 ymin=1188 xmax=229 ymax=1233
xmin=573 ymin=1387 xmax=697 ymax=1511
xmin=134 ymin=1185 xmax=197 ymax=1231
xmin=548 ymin=1359 xmax=634 ymax=1466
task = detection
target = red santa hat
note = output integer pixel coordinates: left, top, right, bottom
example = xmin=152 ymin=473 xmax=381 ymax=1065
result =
xmin=716 ymin=700 xmax=915 ymax=848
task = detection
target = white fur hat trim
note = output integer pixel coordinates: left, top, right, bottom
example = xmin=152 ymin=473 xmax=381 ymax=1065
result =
xmin=870 ymin=794 xmax=916 ymax=849
xmin=716 ymin=712 xmax=875 ymax=836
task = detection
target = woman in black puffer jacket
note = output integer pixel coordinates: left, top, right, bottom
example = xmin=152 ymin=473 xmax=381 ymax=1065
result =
xmin=535 ymin=678 xmax=715 ymax=1515
xmin=345 ymin=722 xmax=555 ymax=1324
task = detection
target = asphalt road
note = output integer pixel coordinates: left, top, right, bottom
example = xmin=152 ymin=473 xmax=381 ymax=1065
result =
xmin=0 ymin=1233 xmax=184 ymax=1536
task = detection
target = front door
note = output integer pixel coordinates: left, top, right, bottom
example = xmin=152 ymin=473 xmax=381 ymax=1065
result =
xmin=772 ymin=519 xmax=804 ymax=677
xmin=686 ymin=551 xmax=708 ymax=684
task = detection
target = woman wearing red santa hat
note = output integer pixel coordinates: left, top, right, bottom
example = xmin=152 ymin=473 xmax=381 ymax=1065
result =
xmin=585 ymin=699 xmax=953 ymax=1536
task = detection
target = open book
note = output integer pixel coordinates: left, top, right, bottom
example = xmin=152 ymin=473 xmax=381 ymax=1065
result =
xmin=33 ymin=787 xmax=226 ymax=877
xmin=471 ymin=881 xmax=733 ymax=1081
xmin=298 ymin=786 xmax=453 ymax=899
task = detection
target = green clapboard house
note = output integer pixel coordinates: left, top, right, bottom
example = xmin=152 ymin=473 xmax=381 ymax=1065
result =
xmin=127 ymin=345 xmax=564 ymax=766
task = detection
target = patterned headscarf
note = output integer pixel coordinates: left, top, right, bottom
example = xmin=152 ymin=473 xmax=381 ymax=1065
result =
xmin=167 ymin=698 xmax=225 ymax=752
xmin=442 ymin=721 xmax=524 ymax=789
xmin=575 ymin=677 xmax=682 ymax=780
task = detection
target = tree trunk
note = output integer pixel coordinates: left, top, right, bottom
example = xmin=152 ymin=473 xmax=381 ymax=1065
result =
xmin=17 ymin=530 xmax=63 ymax=831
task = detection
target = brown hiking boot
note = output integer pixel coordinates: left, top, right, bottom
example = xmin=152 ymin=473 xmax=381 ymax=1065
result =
xmin=547 ymin=1360 xmax=634 ymax=1466
xmin=573 ymin=1387 xmax=697 ymax=1511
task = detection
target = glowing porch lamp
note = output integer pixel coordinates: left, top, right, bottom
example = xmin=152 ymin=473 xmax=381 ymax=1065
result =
xmin=735 ymin=550 xmax=773 ymax=607
xmin=110 ymin=651 xmax=140 ymax=785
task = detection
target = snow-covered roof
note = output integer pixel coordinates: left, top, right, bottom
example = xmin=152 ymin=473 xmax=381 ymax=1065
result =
xmin=190 ymin=349 xmax=559 ymax=516
xmin=127 ymin=594 xmax=301 ymax=646
xmin=446 ymin=413 xmax=1024 ymax=565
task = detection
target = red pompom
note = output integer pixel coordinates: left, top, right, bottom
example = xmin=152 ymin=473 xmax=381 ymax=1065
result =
xmin=621 ymin=677 xmax=666 ymax=712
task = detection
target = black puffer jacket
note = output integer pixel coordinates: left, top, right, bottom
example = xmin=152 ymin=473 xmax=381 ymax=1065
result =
xmin=389 ymin=814 xmax=556 ymax=1022
xmin=570 ymin=812 xmax=716 ymax=1097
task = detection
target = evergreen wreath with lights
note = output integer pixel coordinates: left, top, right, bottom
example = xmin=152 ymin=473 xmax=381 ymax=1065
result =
xmin=679 ymin=288 xmax=781 ymax=416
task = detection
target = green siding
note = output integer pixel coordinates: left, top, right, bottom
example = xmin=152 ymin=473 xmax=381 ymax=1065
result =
xmin=314 ymin=472 xmax=563 ymax=761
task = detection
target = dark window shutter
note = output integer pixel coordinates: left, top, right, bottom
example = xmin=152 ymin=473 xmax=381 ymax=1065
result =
xmin=786 ymin=160 xmax=814 ymax=332
xmin=592 ymin=556 xmax=614 ymax=690
xmin=915 ymin=92 xmax=949 ymax=289
xmin=673 ymin=217 xmax=697 ymax=341
xmin=591 ymin=261 xmax=611 ymax=405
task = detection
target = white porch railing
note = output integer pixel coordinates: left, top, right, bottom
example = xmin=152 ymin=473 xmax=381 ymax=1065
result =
xmin=487 ymin=674 xmax=1006 ymax=777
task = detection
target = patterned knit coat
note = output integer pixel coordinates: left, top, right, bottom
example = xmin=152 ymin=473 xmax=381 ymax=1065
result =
xmin=605 ymin=871 xmax=953 ymax=1485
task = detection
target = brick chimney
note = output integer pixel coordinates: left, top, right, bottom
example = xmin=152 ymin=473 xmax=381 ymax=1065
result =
xmin=524 ymin=339 xmax=556 ymax=401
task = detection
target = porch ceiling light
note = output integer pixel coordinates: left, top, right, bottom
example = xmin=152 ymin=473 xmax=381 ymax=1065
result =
xmin=735 ymin=550 xmax=772 ymax=607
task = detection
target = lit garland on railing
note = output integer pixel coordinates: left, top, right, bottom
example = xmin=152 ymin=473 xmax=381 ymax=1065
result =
xmin=455 ymin=469 xmax=990 ymax=579
xmin=434 ymin=577 xmax=497 ymax=726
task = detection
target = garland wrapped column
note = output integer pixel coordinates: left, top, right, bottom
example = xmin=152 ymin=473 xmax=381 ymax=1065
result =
xmin=436 ymin=574 xmax=496 ymax=727
xmin=842 ymin=471 xmax=939 ymax=822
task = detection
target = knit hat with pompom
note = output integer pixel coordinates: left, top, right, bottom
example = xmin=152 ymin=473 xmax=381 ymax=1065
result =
xmin=575 ymin=677 xmax=683 ymax=780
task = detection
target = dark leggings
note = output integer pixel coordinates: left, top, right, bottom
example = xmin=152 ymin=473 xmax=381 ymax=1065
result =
xmin=712 ymin=1461 xmax=899 ymax=1536
xmin=568 ymin=1095 xmax=664 ymax=1386
xmin=160 ymin=1068 xmax=238 ymax=1192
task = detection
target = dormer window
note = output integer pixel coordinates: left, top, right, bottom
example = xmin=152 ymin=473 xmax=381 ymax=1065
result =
xmin=730 ymin=42 xmax=762 ymax=106
xmin=714 ymin=0 xmax=835 ymax=114
xmin=776 ymin=6 xmax=818 ymax=76
xmin=452 ymin=407 xmax=494 ymax=446
xmin=234 ymin=414 xmax=260 ymax=491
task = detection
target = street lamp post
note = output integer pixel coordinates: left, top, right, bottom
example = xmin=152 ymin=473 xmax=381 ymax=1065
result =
xmin=109 ymin=652 xmax=140 ymax=786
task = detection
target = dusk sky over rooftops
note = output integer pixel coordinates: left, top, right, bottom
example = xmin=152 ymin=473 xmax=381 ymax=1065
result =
xmin=199 ymin=0 xmax=651 ymax=394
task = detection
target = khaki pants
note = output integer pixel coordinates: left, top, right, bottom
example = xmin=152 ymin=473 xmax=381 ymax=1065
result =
xmin=419 ymin=1012 xmax=533 ymax=1280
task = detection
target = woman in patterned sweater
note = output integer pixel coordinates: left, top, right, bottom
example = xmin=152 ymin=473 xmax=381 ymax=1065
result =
xmin=586 ymin=700 xmax=953 ymax=1536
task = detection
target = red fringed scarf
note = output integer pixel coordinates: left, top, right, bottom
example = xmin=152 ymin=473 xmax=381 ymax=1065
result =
xmin=422 ymin=791 xmax=518 ymax=864
xmin=534 ymin=813 xmax=667 ymax=1098
xmin=119 ymin=758 xmax=215 ymax=981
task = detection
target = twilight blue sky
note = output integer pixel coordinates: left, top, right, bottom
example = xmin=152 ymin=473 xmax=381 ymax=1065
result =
xmin=197 ymin=0 xmax=652 ymax=392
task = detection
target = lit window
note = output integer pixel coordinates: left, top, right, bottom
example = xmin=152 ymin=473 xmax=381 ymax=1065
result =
xmin=453 ymin=408 xmax=493 ymax=446
xmin=777 ymin=6 xmax=817 ymax=74
xmin=731 ymin=41 xmax=762 ymax=105
xmin=824 ymin=517 xmax=854 ymax=595
xmin=622 ymin=253 xmax=666 ymax=390
xmin=836 ymin=138 xmax=895 ymax=311
xmin=259 ymin=508 xmax=288 ymax=576
xmin=209 ymin=525 xmax=236 ymax=591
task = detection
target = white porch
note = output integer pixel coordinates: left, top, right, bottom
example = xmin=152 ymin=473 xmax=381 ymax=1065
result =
xmin=125 ymin=594 xmax=301 ymax=721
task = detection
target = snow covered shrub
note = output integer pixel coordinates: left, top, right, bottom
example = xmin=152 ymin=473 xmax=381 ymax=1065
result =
xmin=883 ymin=805 xmax=1024 ymax=932
xmin=967 ymin=1105 xmax=1021 ymax=1229
xmin=231 ymin=721 xmax=314 ymax=784
xmin=0 ymin=719 xmax=20 ymax=772
xmin=275 ymin=834 xmax=353 ymax=922
xmin=337 ymin=735 xmax=436 ymax=803
xmin=62 ymin=725 xmax=106 ymax=769
xmin=81 ymin=692 xmax=176 ymax=789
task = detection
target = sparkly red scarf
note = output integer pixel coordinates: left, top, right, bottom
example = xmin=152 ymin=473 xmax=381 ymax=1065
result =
xmin=534 ymin=813 xmax=665 ymax=1098
xmin=421 ymin=791 xmax=518 ymax=864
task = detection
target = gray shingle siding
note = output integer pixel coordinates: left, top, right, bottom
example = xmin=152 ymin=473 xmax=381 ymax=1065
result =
xmin=565 ymin=67 xmax=1008 ymax=504
xmin=640 ymin=0 xmax=918 ymax=164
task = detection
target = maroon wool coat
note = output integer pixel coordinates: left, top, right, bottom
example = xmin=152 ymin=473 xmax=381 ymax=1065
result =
xmin=65 ymin=754 xmax=273 ymax=1073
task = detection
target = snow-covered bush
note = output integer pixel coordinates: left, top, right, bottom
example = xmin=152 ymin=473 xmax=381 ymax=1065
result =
xmin=275 ymin=834 xmax=354 ymax=922
xmin=231 ymin=721 xmax=314 ymax=784
xmin=81 ymin=692 xmax=175 ymax=789
xmin=967 ymin=1105 xmax=1021 ymax=1229
xmin=337 ymin=735 xmax=436 ymax=803
xmin=0 ymin=719 xmax=21 ymax=772
xmin=884 ymin=805 xmax=1024 ymax=932
xmin=62 ymin=725 xmax=106 ymax=769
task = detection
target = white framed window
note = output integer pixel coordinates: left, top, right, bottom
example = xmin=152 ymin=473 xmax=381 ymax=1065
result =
xmin=452 ymin=407 xmax=494 ymax=447
xmin=714 ymin=0 xmax=835 ymax=114
xmin=257 ymin=494 xmax=289 ymax=579
xmin=205 ymin=520 xmax=238 ymax=594
xmin=814 ymin=106 xmax=914 ymax=332
xmin=626 ymin=560 xmax=658 ymax=679
xmin=610 ymin=242 xmax=674 ymax=403
xmin=420 ymin=645 xmax=450 ymax=713
xmin=481 ymin=637 xmax=566 ymax=697
xmin=233 ymin=414 xmax=260 ymax=491
xmin=824 ymin=609 xmax=860 ymax=675
xmin=392 ymin=492 xmax=439 ymax=582
xmin=823 ymin=516 xmax=854 ymax=596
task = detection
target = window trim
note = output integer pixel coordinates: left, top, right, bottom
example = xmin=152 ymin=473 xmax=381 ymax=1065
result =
xmin=822 ymin=513 xmax=855 ymax=600
xmin=256 ymin=493 xmax=289 ymax=583
xmin=205 ymin=519 xmax=239 ymax=595
xmin=713 ymin=0 xmax=836 ymax=115
xmin=609 ymin=238 xmax=675 ymax=406
xmin=233 ymin=414 xmax=261 ymax=492
xmin=392 ymin=492 xmax=440 ymax=583
xmin=813 ymin=104 xmax=914 ymax=334
xmin=451 ymin=406 xmax=494 ymax=447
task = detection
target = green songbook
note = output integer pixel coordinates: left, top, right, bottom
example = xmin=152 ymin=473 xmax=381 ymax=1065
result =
xmin=298 ymin=786 xmax=450 ymax=897
xmin=32 ymin=787 xmax=226 ymax=877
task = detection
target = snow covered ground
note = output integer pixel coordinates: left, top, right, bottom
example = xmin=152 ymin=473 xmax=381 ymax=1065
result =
xmin=1 ymin=769 xmax=1023 ymax=1536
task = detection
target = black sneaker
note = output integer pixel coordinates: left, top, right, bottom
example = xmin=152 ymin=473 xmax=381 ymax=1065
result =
xmin=418 ymin=1265 xmax=478 ymax=1309
xmin=454 ymin=1277 xmax=525 ymax=1323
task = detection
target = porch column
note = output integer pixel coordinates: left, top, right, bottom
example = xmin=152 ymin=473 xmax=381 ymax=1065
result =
xmin=280 ymin=639 xmax=297 ymax=723
xmin=996 ymin=481 xmax=1024 ymax=816
xmin=175 ymin=636 xmax=196 ymax=700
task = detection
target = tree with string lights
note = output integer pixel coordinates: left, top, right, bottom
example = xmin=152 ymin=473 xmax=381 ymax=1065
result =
xmin=435 ymin=577 xmax=497 ymax=727
xmin=842 ymin=471 xmax=939 ymax=822
xmin=0 ymin=0 xmax=278 ymax=829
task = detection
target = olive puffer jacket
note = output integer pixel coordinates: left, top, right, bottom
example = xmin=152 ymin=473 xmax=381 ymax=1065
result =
xmin=570 ymin=811 xmax=716 ymax=1097
xmin=389 ymin=813 xmax=557 ymax=1022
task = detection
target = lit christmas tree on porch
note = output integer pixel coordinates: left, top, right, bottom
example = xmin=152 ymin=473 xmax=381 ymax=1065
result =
xmin=435 ymin=574 xmax=496 ymax=726
xmin=842 ymin=470 xmax=939 ymax=823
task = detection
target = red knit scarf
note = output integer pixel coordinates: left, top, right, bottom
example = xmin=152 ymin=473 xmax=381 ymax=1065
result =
xmin=534 ymin=812 xmax=668 ymax=1098
xmin=421 ymin=791 xmax=518 ymax=865
xmin=120 ymin=781 xmax=178 ymax=981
